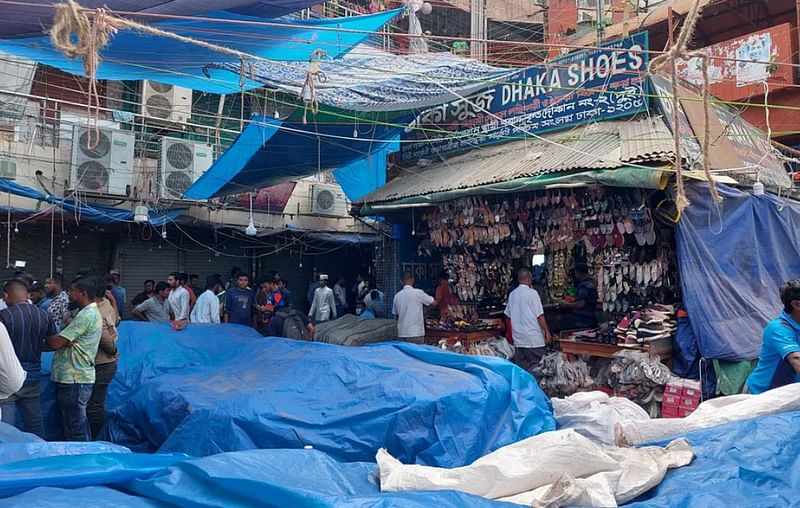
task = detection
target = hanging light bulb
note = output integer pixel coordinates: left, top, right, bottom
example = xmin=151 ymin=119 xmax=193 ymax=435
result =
xmin=274 ymin=109 xmax=280 ymax=119
xmin=352 ymin=126 xmax=358 ymax=138
xmin=13 ymin=224 xmax=18 ymax=234
xmin=244 ymin=192 xmax=257 ymax=236
xmin=753 ymin=181 xmax=765 ymax=196
xmin=161 ymin=224 xmax=167 ymax=239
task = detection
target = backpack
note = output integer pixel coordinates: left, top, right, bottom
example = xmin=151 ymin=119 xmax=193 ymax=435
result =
xmin=280 ymin=308 xmax=308 ymax=341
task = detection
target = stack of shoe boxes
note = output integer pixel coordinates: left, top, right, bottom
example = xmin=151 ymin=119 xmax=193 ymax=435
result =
xmin=662 ymin=379 xmax=702 ymax=418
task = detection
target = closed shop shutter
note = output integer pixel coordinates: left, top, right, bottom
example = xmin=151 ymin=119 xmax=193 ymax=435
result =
xmin=117 ymin=237 xmax=180 ymax=313
xmin=183 ymin=249 xmax=249 ymax=290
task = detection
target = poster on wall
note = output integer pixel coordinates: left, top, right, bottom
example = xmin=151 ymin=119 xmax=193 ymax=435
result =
xmin=735 ymin=33 xmax=772 ymax=87
xmin=398 ymin=32 xmax=649 ymax=163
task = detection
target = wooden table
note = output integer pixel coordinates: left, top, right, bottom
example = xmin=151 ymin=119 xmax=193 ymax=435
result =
xmin=425 ymin=328 xmax=499 ymax=346
xmin=558 ymin=336 xmax=672 ymax=364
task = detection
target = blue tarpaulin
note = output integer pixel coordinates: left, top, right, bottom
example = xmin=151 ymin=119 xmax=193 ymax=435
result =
xmin=0 ymin=10 xmax=400 ymax=93
xmin=3 ymin=410 xmax=800 ymax=506
xmin=627 ymin=410 xmax=800 ymax=507
xmin=676 ymin=183 xmax=800 ymax=360
xmin=100 ymin=322 xmax=555 ymax=467
xmin=184 ymin=116 xmax=402 ymax=199
xmin=0 ymin=1 xmax=326 ymax=39
xmin=0 ymin=179 xmax=183 ymax=225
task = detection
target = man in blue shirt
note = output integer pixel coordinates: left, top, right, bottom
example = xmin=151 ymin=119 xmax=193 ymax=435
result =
xmin=556 ymin=264 xmax=598 ymax=329
xmin=0 ymin=279 xmax=56 ymax=437
xmin=224 ymin=273 xmax=255 ymax=327
xmin=747 ymin=279 xmax=800 ymax=394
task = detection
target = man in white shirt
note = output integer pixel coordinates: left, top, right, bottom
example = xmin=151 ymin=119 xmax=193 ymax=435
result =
xmin=505 ymin=268 xmax=552 ymax=375
xmin=309 ymin=274 xmax=337 ymax=323
xmin=0 ymin=321 xmax=26 ymax=421
xmin=190 ymin=275 xmax=223 ymax=324
xmin=392 ymin=271 xmax=436 ymax=344
xmin=167 ymin=272 xmax=190 ymax=322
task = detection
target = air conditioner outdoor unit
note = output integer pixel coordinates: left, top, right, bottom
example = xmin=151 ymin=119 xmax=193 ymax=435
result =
xmin=140 ymin=81 xmax=192 ymax=124
xmin=0 ymin=159 xmax=17 ymax=179
xmin=309 ymin=183 xmax=347 ymax=216
xmin=70 ymin=125 xmax=134 ymax=195
xmin=158 ymin=137 xmax=213 ymax=199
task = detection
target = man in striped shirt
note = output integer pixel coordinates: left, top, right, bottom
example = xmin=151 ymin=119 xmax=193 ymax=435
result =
xmin=0 ymin=279 xmax=55 ymax=437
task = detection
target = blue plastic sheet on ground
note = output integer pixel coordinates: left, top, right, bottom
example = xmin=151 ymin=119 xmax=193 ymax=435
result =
xmin=676 ymin=182 xmax=800 ymax=360
xmin=0 ymin=452 xmax=187 ymax=497
xmin=0 ymin=486 xmax=168 ymax=507
xmin=0 ymin=423 xmax=41 ymax=444
xmin=129 ymin=449 xmax=517 ymax=508
xmin=101 ymin=322 xmax=555 ymax=467
xmin=628 ymin=409 xmax=800 ymax=507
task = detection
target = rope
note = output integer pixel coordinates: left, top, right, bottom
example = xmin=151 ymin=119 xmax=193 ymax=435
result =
xmin=648 ymin=0 xmax=722 ymax=211
xmin=302 ymin=49 xmax=328 ymax=124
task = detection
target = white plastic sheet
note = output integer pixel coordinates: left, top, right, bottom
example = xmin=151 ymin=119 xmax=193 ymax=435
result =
xmin=0 ymin=323 xmax=25 ymax=400
xmin=378 ymin=429 xmax=693 ymax=508
xmin=615 ymin=382 xmax=800 ymax=446
xmin=552 ymin=391 xmax=650 ymax=445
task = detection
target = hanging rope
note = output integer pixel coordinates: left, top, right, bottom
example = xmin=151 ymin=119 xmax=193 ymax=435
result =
xmin=648 ymin=0 xmax=722 ymax=211
xmin=302 ymin=49 xmax=328 ymax=124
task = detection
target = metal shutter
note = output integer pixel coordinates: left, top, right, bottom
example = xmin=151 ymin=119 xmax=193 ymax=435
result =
xmin=117 ymin=237 xmax=180 ymax=313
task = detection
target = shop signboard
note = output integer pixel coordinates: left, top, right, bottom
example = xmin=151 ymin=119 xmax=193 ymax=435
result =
xmin=399 ymin=32 xmax=648 ymax=162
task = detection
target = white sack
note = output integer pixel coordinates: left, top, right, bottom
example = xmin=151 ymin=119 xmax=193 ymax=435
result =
xmin=616 ymin=382 xmax=800 ymax=446
xmin=0 ymin=322 xmax=26 ymax=421
xmin=552 ymin=391 xmax=650 ymax=445
xmin=378 ymin=429 xmax=693 ymax=508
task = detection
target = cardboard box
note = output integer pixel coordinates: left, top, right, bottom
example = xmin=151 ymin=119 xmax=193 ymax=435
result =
xmin=664 ymin=384 xmax=683 ymax=396
xmin=680 ymin=396 xmax=700 ymax=409
xmin=663 ymin=394 xmax=681 ymax=406
xmin=662 ymin=403 xmax=681 ymax=418
xmin=683 ymin=387 xmax=701 ymax=399
xmin=678 ymin=406 xmax=695 ymax=418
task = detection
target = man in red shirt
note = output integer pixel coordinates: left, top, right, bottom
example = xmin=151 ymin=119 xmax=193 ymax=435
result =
xmin=434 ymin=272 xmax=454 ymax=320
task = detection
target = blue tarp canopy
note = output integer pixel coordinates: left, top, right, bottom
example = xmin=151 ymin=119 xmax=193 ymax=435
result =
xmin=676 ymin=182 xmax=800 ymax=360
xmin=183 ymin=116 xmax=402 ymax=199
xmin=0 ymin=179 xmax=183 ymax=225
xmin=96 ymin=322 xmax=555 ymax=466
xmin=0 ymin=10 xmax=400 ymax=93
xmin=0 ymin=1 xmax=327 ymax=39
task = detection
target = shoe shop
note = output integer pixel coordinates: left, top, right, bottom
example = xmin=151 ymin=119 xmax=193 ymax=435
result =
xmin=357 ymin=104 xmax=797 ymax=411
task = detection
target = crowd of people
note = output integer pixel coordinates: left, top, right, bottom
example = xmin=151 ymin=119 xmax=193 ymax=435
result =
xmin=0 ymin=267 xmax=386 ymax=443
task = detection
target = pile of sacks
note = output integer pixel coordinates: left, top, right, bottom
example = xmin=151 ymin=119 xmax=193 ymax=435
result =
xmin=608 ymin=350 xmax=672 ymax=416
xmin=438 ymin=336 xmax=515 ymax=360
xmin=534 ymin=352 xmax=594 ymax=398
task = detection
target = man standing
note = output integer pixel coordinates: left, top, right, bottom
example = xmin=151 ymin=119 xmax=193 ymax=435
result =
xmin=276 ymin=278 xmax=292 ymax=307
xmin=0 ymin=279 xmax=55 ymax=437
xmin=167 ymin=272 xmax=190 ymax=322
xmin=556 ymin=264 xmax=598 ymax=329
xmin=255 ymin=278 xmax=284 ymax=335
xmin=505 ymin=268 xmax=553 ymax=374
xmin=131 ymin=282 xmax=171 ymax=322
xmin=30 ymin=283 xmax=48 ymax=309
xmin=747 ymin=279 xmax=800 ymax=394
xmin=179 ymin=273 xmax=197 ymax=309
xmin=130 ymin=280 xmax=154 ymax=308
xmin=433 ymin=272 xmax=454 ymax=320
xmin=88 ymin=276 xmax=119 ymax=440
xmin=392 ymin=271 xmax=435 ymax=344
xmin=333 ymin=276 xmax=348 ymax=317
xmin=45 ymin=277 xmax=102 ymax=441
xmin=108 ymin=270 xmax=126 ymax=318
xmin=44 ymin=276 xmax=69 ymax=330
xmin=224 ymin=272 xmax=255 ymax=326
xmin=189 ymin=274 xmax=203 ymax=300
xmin=309 ymin=274 xmax=337 ymax=324
xmin=191 ymin=275 xmax=223 ymax=324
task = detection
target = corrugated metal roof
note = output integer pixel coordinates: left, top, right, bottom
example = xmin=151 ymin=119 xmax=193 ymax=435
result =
xmin=360 ymin=116 xmax=674 ymax=204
